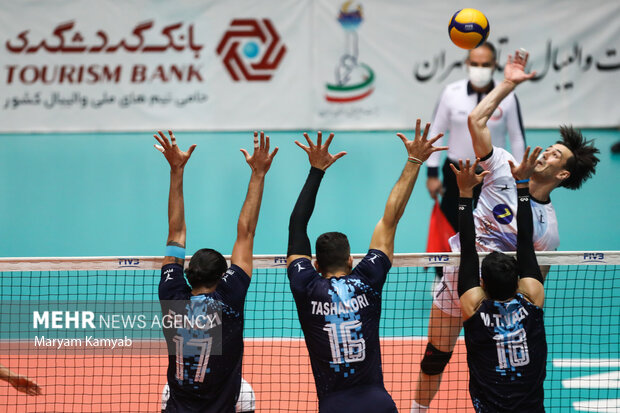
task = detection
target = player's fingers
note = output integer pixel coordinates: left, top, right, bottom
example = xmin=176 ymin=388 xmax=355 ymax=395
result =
xmin=317 ymin=131 xmax=323 ymax=147
xmin=449 ymin=163 xmax=459 ymax=174
xmin=532 ymin=146 xmax=543 ymax=160
xmin=525 ymin=71 xmax=537 ymax=80
xmin=414 ymin=118 xmax=421 ymax=139
xmin=269 ymin=146 xmax=279 ymax=159
xmin=508 ymin=159 xmax=516 ymax=172
xmin=154 ymin=144 xmax=165 ymax=153
xmin=187 ymin=144 xmax=197 ymax=157
xmin=472 ymin=157 xmax=481 ymax=170
xmin=422 ymin=122 xmax=430 ymax=141
xmin=157 ymin=130 xmax=170 ymax=147
xmin=522 ymin=146 xmax=531 ymax=163
xmin=253 ymin=131 xmax=259 ymax=150
xmin=240 ymin=148 xmax=251 ymax=161
xmin=432 ymin=145 xmax=449 ymax=152
xmin=396 ymin=133 xmax=408 ymax=145
xmin=295 ymin=140 xmax=310 ymax=153
xmin=303 ymin=132 xmax=314 ymax=148
xmin=333 ymin=151 xmax=347 ymax=161
xmin=458 ymin=159 xmax=464 ymax=170
xmin=479 ymin=170 xmax=491 ymax=179
xmin=260 ymin=131 xmax=265 ymax=150
xmin=324 ymin=133 xmax=335 ymax=148
xmin=168 ymin=130 xmax=177 ymax=146
xmin=153 ymin=133 xmax=166 ymax=148
xmin=428 ymin=133 xmax=444 ymax=145
xmin=265 ymin=135 xmax=270 ymax=152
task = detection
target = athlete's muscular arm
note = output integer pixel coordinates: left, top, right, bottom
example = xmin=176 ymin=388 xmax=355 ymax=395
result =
xmin=232 ymin=131 xmax=279 ymax=277
xmin=370 ymin=119 xmax=447 ymax=262
xmin=0 ymin=365 xmax=41 ymax=396
xmin=451 ymin=159 xmax=490 ymax=320
xmin=509 ymin=147 xmax=545 ymax=307
xmin=468 ymin=50 xmax=536 ymax=159
xmin=154 ymin=130 xmax=196 ymax=267
xmin=287 ymin=132 xmax=346 ymax=267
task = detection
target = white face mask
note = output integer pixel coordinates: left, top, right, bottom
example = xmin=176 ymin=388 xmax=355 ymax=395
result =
xmin=468 ymin=66 xmax=494 ymax=89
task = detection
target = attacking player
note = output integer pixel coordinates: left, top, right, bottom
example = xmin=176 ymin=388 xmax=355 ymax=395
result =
xmin=410 ymin=50 xmax=599 ymax=412
xmin=454 ymin=151 xmax=547 ymax=412
xmin=287 ymin=122 xmax=447 ymax=412
xmin=155 ymin=130 xmax=277 ymax=412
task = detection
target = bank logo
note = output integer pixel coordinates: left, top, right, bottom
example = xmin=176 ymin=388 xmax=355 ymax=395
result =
xmin=216 ymin=19 xmax=286 ymax=81
xmin=492 ymin=204 xmax=514 ymax=225
xmin=325 ymin=2 xmax=375 ymax=103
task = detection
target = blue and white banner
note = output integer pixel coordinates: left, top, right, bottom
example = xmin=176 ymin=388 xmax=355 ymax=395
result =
xmin=1 ymin=0 xmax=618 ymax=132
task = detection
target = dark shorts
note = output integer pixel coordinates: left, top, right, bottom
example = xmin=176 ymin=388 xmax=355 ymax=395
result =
xmin=319 ymin=385 xmax=397 ymax=413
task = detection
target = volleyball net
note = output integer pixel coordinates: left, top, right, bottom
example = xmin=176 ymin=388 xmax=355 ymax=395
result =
xmin=0 ymin=251 xmax=618 ymax=412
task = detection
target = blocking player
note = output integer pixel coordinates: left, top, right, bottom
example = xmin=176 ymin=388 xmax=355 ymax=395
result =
xmin=0 ymin=364 xmax=41 ymax=396
xmin=410 ymin=50 xmax=599 ymax=412
xmin=454 ymin=151 xmax=547 ymax=412
xmin=287 ymin=122 xmax=447 ymax=412
xmin=155 ymin=130 xmax=277 ymax=412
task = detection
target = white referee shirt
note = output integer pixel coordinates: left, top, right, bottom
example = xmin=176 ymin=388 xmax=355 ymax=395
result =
xmin=448 ymin=147 xmax=560 ymax=253
xmin=427 ymin=79 xmax=526 ymax=174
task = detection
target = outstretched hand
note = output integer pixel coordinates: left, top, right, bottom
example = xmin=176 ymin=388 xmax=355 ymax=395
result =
xmin=295 ymin=131 xmax=346 ymax=171
xmin=450 ymin=158 xmax=490 ymax=197
xmin=504 ymin=49 xmax=537 ymax=85
xmin=396 ymin=119 xmax=447 ymax=163
xmin=240 ymin=131 xmax=278 ymax=176
xmin=153 ymin=130 xmax=196 ymax=170
xmin=9 ymin=374 xmax=42 ymax=396
xmin=508 ymin=145 xmax=542 ymax=181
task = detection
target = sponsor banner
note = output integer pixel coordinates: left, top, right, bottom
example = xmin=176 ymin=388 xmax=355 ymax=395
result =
xmin=1 ymin=0 xmax=618 ymax=132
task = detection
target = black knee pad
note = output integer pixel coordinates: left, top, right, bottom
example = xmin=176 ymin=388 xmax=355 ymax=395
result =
xmin=420 ymin=342 xmax=453 ymax=375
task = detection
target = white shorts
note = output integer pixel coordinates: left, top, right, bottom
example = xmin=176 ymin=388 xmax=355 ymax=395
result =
xmin=432 ymin=265 xmax=462 ymax=318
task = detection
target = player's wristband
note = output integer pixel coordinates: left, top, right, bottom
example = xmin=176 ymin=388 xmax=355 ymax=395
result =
xmin=165 ymin=245 xmax=185 ymax=259
xmin=515 ymin=179 xmax=530 ymax=184
xmin=408 ymin=156 xmax=423 ymax=165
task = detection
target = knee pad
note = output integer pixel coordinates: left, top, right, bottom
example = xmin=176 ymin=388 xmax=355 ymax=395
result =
xmin=420 ymin=342 xmax=453 ymax=376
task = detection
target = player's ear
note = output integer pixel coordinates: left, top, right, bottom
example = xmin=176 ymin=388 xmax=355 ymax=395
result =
xmin=313 ymin=260 xmax=320 ymax=272
xmin=348 ymin=256 xmax=353 ymax=269
xmin=556 ymin=169 xmax=570 ymax=182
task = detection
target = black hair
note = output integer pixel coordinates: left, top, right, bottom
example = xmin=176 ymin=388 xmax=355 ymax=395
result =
xmin=557 ymin=125 xmax=600 ymax=190
xmin=315 ymin=232 xmax=351 ymax=273
xmin=184 ymin=248 xmax=227 ymax=289
xmin=469 ymin=41 xmax=497 ymax=62
xmin=481 ymin=251 xmax=518 ymax=301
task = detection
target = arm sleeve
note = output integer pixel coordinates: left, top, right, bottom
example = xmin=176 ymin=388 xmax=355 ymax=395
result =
xmin=516 ymin=187 xmax=543 ymax=282
xmin=457 ymin=197 xmax=480 ymax=297
xmin=506 ymin=94 xmax=526 ymax=160
xmin=287 ymin=167 xmax=325 ymax=257
xmin=426 ymin=88 xmax=450 ymax=173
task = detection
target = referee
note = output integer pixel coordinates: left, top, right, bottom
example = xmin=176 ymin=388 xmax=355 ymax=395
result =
xmin=453 ymin=150 xmax=546 ymax=412
xmin=286 ymin=122 xmax=446 ymax=412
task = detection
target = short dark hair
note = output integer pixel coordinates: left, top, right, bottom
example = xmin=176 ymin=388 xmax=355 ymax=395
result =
xmin=316 ymin=232 xmax=351 ymax=273
xmin=481 ymin=251 xmax=518 ymax=301
xmin=557 ymin=125 xmax=600 ymax=190
xmin=185 ymin=248 xmax=227 ymax=289
xmin=468 ymin=41 xmax=497 ymax=62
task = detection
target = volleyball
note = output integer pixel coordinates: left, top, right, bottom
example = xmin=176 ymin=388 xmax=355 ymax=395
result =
xmin=448 ymin=8 xmax=490 ymax=49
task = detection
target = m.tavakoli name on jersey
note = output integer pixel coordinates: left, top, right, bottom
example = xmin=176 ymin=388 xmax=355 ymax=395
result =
xmin=34 ymin=336 xmax=133 ymax=350
xmin=310 ymin=294 xmax=370 ymax=316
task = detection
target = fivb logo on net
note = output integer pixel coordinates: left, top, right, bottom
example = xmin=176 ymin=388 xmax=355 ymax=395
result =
xmin=325 ymin=2 xmax=375 ymax=103
xmin=216 ymin=19 xmax=286 ymax=81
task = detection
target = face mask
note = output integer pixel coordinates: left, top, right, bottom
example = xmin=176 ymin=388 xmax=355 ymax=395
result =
xmin=468 ymin=66 xmax=494 ymax=89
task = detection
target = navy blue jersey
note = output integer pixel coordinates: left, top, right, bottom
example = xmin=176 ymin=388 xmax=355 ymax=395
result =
xmin=288 ymin=249 xmax=395 ymax=407
xmin=159 ymin=263 xmax=250 ymax=413
xmin=464 ymin=294 xmax=547 ymax=413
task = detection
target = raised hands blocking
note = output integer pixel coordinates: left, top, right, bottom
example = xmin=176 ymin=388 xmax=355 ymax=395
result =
xmin=508 ymin=146 xmax=543 ymax=182
xmin=450 ymin=158 xmax=490 ymax=197
xmin=240 ymin=131 xmax=279 ymax=175
xmin=153 ymin=130 xmax=196 ymax=170
xmin=295 ymin=131 xmax=347 ymax=171
xmin=396 ymin=119 xmax=447 ymax=163
xmin=504 ymin=49 xmax=537 ymax=85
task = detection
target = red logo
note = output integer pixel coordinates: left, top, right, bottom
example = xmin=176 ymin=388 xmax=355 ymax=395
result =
xmin=216 ymin=19 xmax=286 ymax=81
